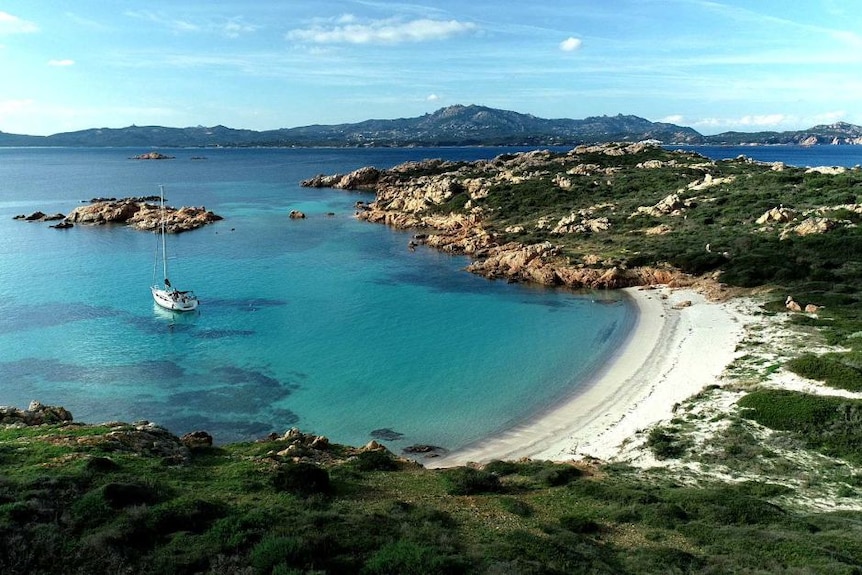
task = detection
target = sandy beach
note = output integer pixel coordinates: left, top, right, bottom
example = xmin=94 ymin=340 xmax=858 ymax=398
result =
xmin=428 ymin=285 xmax=747 ymax=468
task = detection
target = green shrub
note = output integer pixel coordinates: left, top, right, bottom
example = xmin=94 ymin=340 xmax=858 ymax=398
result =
xmin=442 ymin=467 xmax=502 ymax=495
xmin=738 ymin=389 xmax=862 ymax=462
xmin=622 ymin=546 xmax=705 ymax=574
xmin=251 ymin=534 xmax=308 ymax=575
xmin=206 ymin=510 xmax=271 ymax=551
xmin=646 ymin=427 xmax=688 ymax=459
xmin=482 ymin=460 xmax=520 ymax=476
xmin=499 ymin=496 xmax=533 ymax=517
xmin=786 ymin=354 xmax=862 ymax=392
xmin=534 ymin=464 xmax=583 ymax=487
xmin=102 ymin=481 xmax=164 ymax=508
xmin=361 ymin=539 xmax=466 ymax=575
xmin=353 ymin=449 xmax=399 ymax=472
xmin=559 ymin=513 xmax=600 ymax=534
xmin=271 ymin=463 xmax=331 ymax=497
xmin=146 ymin=498 xmax=227 ymax=535
xmin=738 ymin=389 xmax=842 ymax=431
xmin=668 ymin=486 xmax=790 ymax=526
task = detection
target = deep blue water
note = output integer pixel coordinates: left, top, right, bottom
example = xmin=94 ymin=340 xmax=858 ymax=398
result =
xmin=1 ymin=144 xmax=858 ymax=453
xmin=673 ymin=144 xmax=862 ymax=168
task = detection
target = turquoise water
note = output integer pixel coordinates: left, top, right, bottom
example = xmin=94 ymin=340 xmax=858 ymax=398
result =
xmin=4 ymin=145 xmax=857 ymax=453
xmin=0 ymin=147 xmax=633 ymax=453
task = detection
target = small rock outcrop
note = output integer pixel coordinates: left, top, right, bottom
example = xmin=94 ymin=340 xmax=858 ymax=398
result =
xmin=13 ymin=211 xmax=65 ymax=222
xmin=62 ymin=199 xmax=222 ymax=232
xmin=301 ymin=166 xmax=381 ymax=190
xmin=0 ymin=401 xmax=73 ymax=426
xmin=180 ymin=430 xmax=214 ymax=449
xmin=130 ymin=151 xmax=174 ymax=160
xmin=781 ymin=217 xmax=837 ymax=239
xmin=786 ymin=296 xmax=821 ymax=314
xmin=633 ymin=193 xmax=695 ymax=218
xmin=756 ymin=206 xmax=797 ymax=225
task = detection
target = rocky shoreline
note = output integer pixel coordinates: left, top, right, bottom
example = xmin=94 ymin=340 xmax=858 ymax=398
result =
xmin=301 ymin=145 xmax=696 ymax=291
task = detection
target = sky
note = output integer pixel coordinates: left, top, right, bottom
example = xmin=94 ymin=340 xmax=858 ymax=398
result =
xmin=1 ymin=1 xmax=860 ymax=136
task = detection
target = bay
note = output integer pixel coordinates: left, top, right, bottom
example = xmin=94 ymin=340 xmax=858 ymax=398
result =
xmin=0 ymin=146 xmax=630 ymax=454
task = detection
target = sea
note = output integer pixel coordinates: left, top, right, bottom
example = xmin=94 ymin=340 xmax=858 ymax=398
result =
xmin=1 ymin=144 xmax=860 ymax=454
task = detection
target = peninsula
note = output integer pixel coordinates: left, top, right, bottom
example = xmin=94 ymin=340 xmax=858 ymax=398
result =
xmin=303 ymin=142 xmax=862 ymax=469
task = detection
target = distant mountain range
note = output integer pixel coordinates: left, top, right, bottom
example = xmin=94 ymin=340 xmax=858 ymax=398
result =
xmin=1 ymin=104 xmax=861 ymax=148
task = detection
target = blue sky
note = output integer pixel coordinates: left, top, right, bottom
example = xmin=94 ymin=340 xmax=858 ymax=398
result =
xmin=1 ymin=1 xmax=860 ymax=136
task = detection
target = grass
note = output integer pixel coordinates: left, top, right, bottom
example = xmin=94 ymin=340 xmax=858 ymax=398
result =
xmin=1 ymin=422 xmax=862 ymax=573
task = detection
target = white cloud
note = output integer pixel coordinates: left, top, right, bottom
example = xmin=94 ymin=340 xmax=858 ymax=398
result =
xmin=738 ymin=114 xmax=786 ymax=127
xmin=48 ymin=59 xmax=75 ymax=67
xmin=0 ymin=11 xmax=38 ymax=34
xmin=287 ymin=17 xmax=476 ymax=45
xmin=659 ymin=114 xmax=685 ymax=124
xmin=694 ymin=114 xmax=793 ymax=132
xmin=427 ymin=94 xmax=439 ymax=101
xmin=559 ymin=37 xmax=582 ymax=52
xmin=810 ymin=110 xmax=847 ymax=125
xmin=0 ymin=98 xmax=34 ymax=114
xmin=221 ymin=18 xmax=259 ymax=39
xmin=124 ymin=10 xmax=199 ymax=33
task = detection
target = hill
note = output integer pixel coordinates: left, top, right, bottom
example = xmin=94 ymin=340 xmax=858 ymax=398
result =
xmin=2 ymin=105 xmax=860 ymax=147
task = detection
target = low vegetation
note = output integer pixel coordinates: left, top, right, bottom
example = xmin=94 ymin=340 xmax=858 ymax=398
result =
xmin=1 ymin=425 xmax=862 ymax=574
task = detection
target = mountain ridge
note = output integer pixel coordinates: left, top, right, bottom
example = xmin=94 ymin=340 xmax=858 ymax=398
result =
xmin=1 ymin=104 xmax=860 ymax=148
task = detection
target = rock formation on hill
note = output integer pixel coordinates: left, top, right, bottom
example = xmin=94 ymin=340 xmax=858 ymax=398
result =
xmin=302 ymin=142 xmax=862 ymax=293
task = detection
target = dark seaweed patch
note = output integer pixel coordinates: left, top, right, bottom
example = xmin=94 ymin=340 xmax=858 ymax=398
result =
xmin=199 ymin=297 xmax=288 ymax=311
xmin=1 ymin=302 xmax=120 ymax=334
xmin=194 ymin=328 xmax=256 ymax=339
xmin=209 ymin=366 xmax=292 ymax=390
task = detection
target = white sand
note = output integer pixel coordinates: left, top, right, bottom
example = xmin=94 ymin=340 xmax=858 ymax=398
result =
xmin=427 ymin=286 xmax=747 ymax=468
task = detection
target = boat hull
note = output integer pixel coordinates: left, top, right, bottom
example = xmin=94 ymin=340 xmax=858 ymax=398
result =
xmin=151 ymin=286 xmax=199 ymax=312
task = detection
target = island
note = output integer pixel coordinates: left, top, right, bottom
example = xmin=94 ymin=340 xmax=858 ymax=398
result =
xmin=14 ymin=197 xmax=222 ymax=232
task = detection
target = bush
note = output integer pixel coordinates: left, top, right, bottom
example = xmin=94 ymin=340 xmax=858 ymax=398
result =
xmin=442 ymin=467 xmax=502 ymax=495
xmin=559 ymin=513 xmax=600 ymax=534
xmin=738 ymin=389 xmax=862 ymax=462
xmin=250 ymin=534 xmax=308 ymax=574
xmin=353 ymin=449 xmax=399 ymax=472
xmin=482 ymin=460 xmax=520 ymax=476
xmin=668 ymin=486 xmax=791 ymax=526
xmin=102 ymin=481 xmax=164 ymax=508
xmin=534 ymin=464 xmax=583 ymax=487
xmin=786 ymin=354 xmax=862 ymax=392
xmin=146 ymin=498 xmax=227 ymax=535
xmin=499 ymin=497 xmax=533 ymax=517
xmin=362 ymin=540 xmax=466 ymax=575
xmin=646 ymin=427 xmax=688 ymax=459
xmin=271 ymin=463 xmax=331 ymax=497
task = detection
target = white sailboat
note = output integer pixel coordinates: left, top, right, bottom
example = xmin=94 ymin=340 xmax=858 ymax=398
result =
xmin=151 ymin=185 xmax=199 ymax=312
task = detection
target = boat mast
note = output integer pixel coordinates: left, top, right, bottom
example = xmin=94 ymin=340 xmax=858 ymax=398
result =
xmin=160 ymin=185 xmax=169 ymax=286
